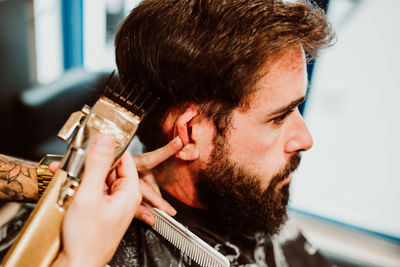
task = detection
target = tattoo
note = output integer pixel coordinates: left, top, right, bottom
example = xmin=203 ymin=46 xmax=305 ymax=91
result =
xmin=0 ymin=154 xmax=38 ymax=202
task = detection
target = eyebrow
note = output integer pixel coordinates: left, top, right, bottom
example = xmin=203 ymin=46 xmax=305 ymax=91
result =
xmin=268 ymin=96 xmax=306 ymax=117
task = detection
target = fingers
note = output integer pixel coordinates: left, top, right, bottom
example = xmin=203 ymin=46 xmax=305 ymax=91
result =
xmin=135 ymin=205 xmax=155 ymax=226
xmin=106 ymin=169 xmax=117 ymax=187
xmin=111 ymin=152 xmax=140 ymax=198
xmin=139 ymin=180 xmax=176 ymax=216
xmin=114 ymin=152 xmax=139 ymax=186
xmin=80 ymin=134 xmax=115 ymax=192
xmin=141 ymin=172 xmax=161 ymax=194
xmin=134 ymin=136 xmax=183 ymax=170
xmin=48 ymin=162 xmax=61 ymax=174
xmin=109 ymin=152 xmax=142 ymax=213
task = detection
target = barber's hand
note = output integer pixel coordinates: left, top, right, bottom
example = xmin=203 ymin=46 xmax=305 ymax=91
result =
xmin=131 ymin=136 xmax=182 ymax=225
xmin=49 ymin=136 xmax=183 ymax=227
xmin=52 ymin=134 xmax=142 ymax=267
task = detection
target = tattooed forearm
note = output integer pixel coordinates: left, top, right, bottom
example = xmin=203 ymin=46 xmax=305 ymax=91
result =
xmin=0 ymin=154 xmax=38 ymax=202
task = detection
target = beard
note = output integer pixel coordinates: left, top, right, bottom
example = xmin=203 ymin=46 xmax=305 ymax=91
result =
xmin=195 ymin=137 xmax=301 ymax=236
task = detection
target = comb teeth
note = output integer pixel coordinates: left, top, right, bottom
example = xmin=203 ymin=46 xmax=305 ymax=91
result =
xmin=101 ymin=71 xmax=159 ymax=120
xmin=149 ymin=207 xmax=230 ymax=267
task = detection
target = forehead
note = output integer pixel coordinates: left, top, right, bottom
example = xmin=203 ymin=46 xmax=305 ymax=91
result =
xmin=244 ymin=46 xmax=308 ymax=111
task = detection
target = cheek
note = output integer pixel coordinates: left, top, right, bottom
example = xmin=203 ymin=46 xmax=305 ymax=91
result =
xmin=227 ymin=125 xmax=283 ymax=170
xmin=195 ymin=120 xmax=218 ymax=164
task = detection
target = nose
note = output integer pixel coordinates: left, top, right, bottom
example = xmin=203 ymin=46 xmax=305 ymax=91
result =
xmin=284 ymin=110 xmax=313 ymax=153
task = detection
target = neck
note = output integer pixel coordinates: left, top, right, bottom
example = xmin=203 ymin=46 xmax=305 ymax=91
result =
xmin=162 ymin=181 xmax=205 ymax=209
xmin=156 ymin=161 xmax=205 ymax=209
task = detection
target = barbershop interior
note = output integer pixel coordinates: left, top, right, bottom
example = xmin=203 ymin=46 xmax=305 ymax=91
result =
xmin=0 ymin=0 xmax=399 ymax=266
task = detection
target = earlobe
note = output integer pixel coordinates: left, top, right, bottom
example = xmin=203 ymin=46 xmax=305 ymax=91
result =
xmin=176 ymin=144 xmax=199 ymax=161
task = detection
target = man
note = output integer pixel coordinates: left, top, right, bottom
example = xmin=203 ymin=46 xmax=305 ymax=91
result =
xmin=109 ymin=0 xmax=334 ymax=266
xmin=1 ymin=0 xmax=335 ymax=265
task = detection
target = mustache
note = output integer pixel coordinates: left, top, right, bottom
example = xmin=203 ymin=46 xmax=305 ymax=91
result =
xmin=271 ymin=153 xmax=301 ymax=185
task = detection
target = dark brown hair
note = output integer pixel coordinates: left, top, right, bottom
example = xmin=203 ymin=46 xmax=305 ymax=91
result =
xmin=115 ymin=0 xmax=334 ymax=151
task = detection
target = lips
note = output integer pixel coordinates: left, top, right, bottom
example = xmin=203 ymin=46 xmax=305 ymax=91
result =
xmin=274 ymin=175 xmax=291 ymax=192
xmin=281 ymin=175 xmax=291 ymax=184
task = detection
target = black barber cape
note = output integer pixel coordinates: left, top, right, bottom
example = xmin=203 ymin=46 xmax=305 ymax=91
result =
xmin=0 ymin=192 xmax=332 ymax=267
xmin=109 ymin=190 xmax=332 ymax=267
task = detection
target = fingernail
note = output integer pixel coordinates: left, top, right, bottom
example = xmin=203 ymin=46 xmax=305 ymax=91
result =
xmin=173 ymin=136 xmax=183 ymax=147
xmin=169 ymin=206 xmax=177 ymax=216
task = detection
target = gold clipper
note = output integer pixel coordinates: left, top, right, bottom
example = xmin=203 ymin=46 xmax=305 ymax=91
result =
xmin=2 ymin=72 xmax=158 ymax=267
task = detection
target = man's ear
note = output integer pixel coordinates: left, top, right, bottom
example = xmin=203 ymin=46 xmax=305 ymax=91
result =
xmin=173 ymin=105 xmax=200 ymax=161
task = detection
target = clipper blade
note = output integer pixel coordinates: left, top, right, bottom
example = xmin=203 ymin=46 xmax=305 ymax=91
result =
xmin=101 ymin=70 xmax=159 ymax=120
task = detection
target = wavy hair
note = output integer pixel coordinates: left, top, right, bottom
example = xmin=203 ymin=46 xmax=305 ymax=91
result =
xmin=115 ymin=0 xmax=334 ymax=151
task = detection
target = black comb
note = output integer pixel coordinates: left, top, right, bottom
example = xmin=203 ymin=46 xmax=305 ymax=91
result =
xmin=101 ymin=71 xmax=160 ymax=120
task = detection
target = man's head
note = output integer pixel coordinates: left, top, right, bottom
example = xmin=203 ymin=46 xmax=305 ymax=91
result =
xmin=115 ymin=0 xmax=334 ymax=235
xmin=196 ymin=45 xmax=311 ymax=235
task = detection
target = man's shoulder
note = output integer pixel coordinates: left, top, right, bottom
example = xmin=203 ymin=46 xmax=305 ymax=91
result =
xmin=109 ymin=220 xmax=200 ymax=267
xmin=110 ymin=213 xmax=333 ymax=267
xmin=0 ymin=203 xmax=34 ymax=261
xmin=271 ymin=219 xmax=333 ymax=267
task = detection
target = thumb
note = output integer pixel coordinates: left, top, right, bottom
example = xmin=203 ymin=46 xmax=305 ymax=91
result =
xmin=80 ymin=134 xmax=115 ymax=192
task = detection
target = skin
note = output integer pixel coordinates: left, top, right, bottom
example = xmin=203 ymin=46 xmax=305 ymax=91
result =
xmin=48 ymin=136 xmax=183 ymax=226
xmin=52 ymin=134 xmax=142 ymax=267
xmin=52 ymin=134 xmax=184 ymax=266
xmin=159 ymin=45 xmax=313 ymax=208
xmin=0 ymin=154 xmax=38 ymax=201
xmin=225 ymin=46 xmax=313 ymax=190
xmin=0 ymin=136 xmax=182 ymax=226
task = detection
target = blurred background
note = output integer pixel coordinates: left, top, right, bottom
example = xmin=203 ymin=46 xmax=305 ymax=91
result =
xmin=0 ymin=0 xmax=399 ymax=266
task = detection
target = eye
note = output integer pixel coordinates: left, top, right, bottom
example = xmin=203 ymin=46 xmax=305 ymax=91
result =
xmin=271 ymin=109 xmax=295 ymax=126
xmin=272 ymin=113 xmax=289 ymax=125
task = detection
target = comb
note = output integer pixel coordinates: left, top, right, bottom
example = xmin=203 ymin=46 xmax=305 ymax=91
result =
xmin=148 ymin=206 xmax=230 ymax=267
